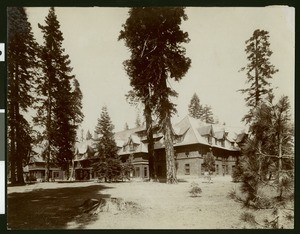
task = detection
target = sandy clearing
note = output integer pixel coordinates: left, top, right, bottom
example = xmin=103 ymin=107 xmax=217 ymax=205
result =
xmin=8 ymin=176 xmax=293 ymax=229
xmin=67 ymin=176 xmax=244 ymax=229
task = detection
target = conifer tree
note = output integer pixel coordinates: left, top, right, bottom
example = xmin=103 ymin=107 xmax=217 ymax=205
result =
xmin=71 ymin=78 xmax=84 ymax=128
xmin=201 ymin=105 xmax=214 ymax=124
xmin=35 ymin=7 xmax=83 ymax=180
xmin=230 ymin=95 xmax=294 ymax=228
xmin=239 ymin=29 xmax=278 ymax=123
xmin=230 ymin=30 xmax=293 ymax=228
xmin=188 ymin=93 xmax=203 ymax=119
xmin=119 ymin=7 xmax=191 ymax=183
xmin=86 ymin=130 xmax=92 ymax=140
xmin=93 ymin=106 xmax=122 ymax=182
xmin=7 ymin=7 xmax=38 ymax=184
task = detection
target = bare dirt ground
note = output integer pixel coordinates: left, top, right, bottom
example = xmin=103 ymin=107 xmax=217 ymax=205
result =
xmin=75 ymin=176 xmax=243 ymax=229
xmin=7 ymin=176 xmax=293 ymax=229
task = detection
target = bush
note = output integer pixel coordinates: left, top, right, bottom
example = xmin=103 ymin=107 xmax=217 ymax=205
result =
xmin=189 ymin=182 xmax=202 ymax=197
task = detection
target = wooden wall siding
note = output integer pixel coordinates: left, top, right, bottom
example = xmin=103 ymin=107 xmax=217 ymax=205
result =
xmin=176 ymin=157 xmax=202 ymax=177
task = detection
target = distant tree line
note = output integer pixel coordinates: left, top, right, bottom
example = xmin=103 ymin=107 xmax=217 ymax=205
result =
xmin=7 ymin=7 xmax=84 ymax=185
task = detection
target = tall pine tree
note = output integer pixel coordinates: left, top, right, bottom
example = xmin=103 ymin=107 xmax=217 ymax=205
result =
xmin=188 ymin=93 xmax=203 ymax=119
xmin=7 ymin=7 xmax=38 ymax=184
xmin=239 ymin=29 xmax=278 ymax=123
xmin=119 ymin=8 xmax=191 ymax=184
xmin=202 ymin=105 xmax=214 ymax=124
xmin=86 ymin=130 xmax=92 ymax=140
xmin=35 ymin=7 xmax=83 ymax=180
xmin=93 ymin=106 xmax=122 ymax=182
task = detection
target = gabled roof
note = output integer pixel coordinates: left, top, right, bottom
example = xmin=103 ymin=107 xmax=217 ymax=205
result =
xmin=116 ymin=139 xmax=125 ymax=148
xmin=29 ymin=155 xmax=45 ymax=164
xmin=130 ymin=135 xmax=141 ymax=144
xmin=198 ymin=125 xmax=213 ymax=136
xmin=114 ymin=125 xmax=145 ymax=142
xmin=118 ymin=141 xmax=148 ymax=155
xmin=214 ymin=130 xmax=225 ymax=140
xmin=236 ymin=132 xmax=247 ymax=143
xmin=75 ymin=139 xmax=95 ymax=155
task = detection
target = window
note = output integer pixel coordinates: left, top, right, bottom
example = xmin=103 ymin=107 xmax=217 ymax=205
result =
xmin=144 ymin=167 xmax=147 ymax=177
xmin=221 ymin=140 xmax=225 ymax=147
xmin=216 ymin=164 xmax=219 ymax=174
xmin=129 ymin=143 xmax=134 ymax=151
xmin=53 ymin=172 xmax=59 ymax=178
xmin=135 ymin=167 xmax=140 ymax=177
xmin=185 ymin=164 xmax=190 ymax=175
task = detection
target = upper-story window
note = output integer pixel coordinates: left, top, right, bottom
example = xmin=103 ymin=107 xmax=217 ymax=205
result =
xmin=129 ymin=143 xmax=134 ymax=151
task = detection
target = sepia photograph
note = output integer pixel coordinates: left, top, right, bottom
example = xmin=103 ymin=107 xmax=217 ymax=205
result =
xmin=6 ymin=5 xmax=294 ymax=229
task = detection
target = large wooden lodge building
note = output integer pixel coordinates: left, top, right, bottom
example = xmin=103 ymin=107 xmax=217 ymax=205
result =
xmin=24 ymin=115 xmax=247 ymax=181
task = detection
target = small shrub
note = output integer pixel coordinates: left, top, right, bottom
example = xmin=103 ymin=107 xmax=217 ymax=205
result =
xmin=189 ymin=182 xmax=202 ymax=197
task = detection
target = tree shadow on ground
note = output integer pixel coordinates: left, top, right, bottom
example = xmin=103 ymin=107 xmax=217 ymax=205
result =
xmin=8 ymin=184 xmax=112 ymax=230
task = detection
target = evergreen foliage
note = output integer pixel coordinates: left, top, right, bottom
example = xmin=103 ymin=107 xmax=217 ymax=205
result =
xmin=188 ymin=93 xmax=203 ymax=119
xmin=86 ymin=130 xmax=92 ymax=140
xmin=34 ymin=7 xmax=83 ymax=180
xmin=119 ymin=7 xmax=191 ymax=183
xmin=7 ymin=7 xmax=39 ymax=184
xmin=202 ymin=148 xmax=215 ymax=173
xmin=231 ymin=95 xmax=294 ymax=228
xmin=188 ymin=93 xmax=215 ymax=123
xmin=202 ymin=105 xmax=214 ymax=124
xmin=93 ymin=106 xmax=122 ymax=182
xmin=231 ymin=29 xmax=293 ymax=228
xmin=239 ymin=29 xmax=278 ymax=123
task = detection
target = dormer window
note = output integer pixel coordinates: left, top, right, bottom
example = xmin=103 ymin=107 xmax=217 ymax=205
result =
xmin=129 ymin=143 xmax=134 ymax=151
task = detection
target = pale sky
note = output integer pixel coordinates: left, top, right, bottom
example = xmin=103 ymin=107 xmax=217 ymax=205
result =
xmin=25 ymin=6 xmax=295 ymax=135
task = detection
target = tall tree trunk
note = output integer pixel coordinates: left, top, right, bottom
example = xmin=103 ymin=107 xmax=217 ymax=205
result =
xmin=9 ymin=97 xmax=16 ymax=184
xmin=15 ymin=106 xmax=25 ymax=185
xmin=254 ymin=38 xmax=260 ymax=107
xmin=145 ymin=103 xmax=156 ymax=181
xmin=45 ymin=156 xmax=50 ymax=182
xmin=164 ymin=117 xmax=177 ymax=184
xmin=9 ymin=126 xmax=16 ymax=184
xmin=15 ymin=67 xmax=25 ymax=184
xmin=45 ymin=85 xmax=52 ymax=182
xmin=278 ymin=135 xmax=283 ymax=197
